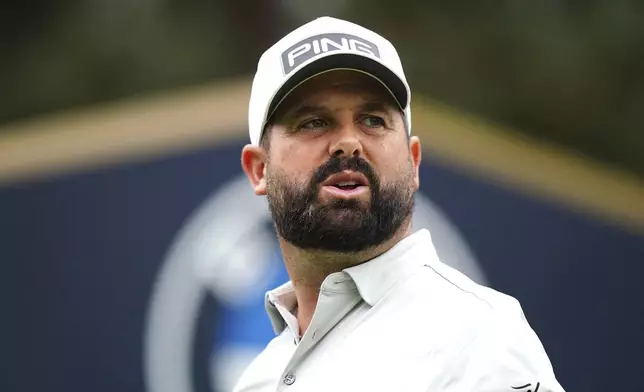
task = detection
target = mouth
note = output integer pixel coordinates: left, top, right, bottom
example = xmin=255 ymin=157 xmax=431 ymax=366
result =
xmin=331 ymin=181 xmax=362 ymax=191
xmin=320 ymin=171 xmax=370 ymax=199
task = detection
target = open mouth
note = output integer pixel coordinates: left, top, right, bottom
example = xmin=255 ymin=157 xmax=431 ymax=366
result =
xmin=321 ymin=172 xmax=370 ymax=199
xmin=323 ymin=171 xmax=369 ymax=188
xmin=332 ymin=181 xmax=362 ymax=190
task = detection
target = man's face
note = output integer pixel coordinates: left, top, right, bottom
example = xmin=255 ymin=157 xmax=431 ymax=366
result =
xmin=251 ymin=70 xmax=421 ymax=252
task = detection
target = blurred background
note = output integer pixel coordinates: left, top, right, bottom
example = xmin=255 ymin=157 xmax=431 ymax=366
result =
xmin=1 ymin=1 xmax=643 ymax=392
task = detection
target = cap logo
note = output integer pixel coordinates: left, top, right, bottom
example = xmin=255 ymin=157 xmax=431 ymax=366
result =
xmin=280 ymin=33 xmax=380 ymax=75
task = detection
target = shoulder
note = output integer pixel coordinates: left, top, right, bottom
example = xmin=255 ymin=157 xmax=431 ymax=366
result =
xmin=413 ymin=258 xmax=566 ymax=391
xmin=409 ymin=250 xmax=525 ymax=324
xmin=401 ymin=229 xmax=521 ymax=317
xmin=441 ymin=298 xmax=566 ymax=391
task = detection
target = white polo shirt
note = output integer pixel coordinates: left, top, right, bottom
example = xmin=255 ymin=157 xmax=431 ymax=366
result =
xmin=232 ymin=229 xmax=565 ymax=392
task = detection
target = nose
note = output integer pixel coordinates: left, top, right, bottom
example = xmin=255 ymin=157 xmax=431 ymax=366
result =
xmin=328 ymin=124 xmax=364 ymax=158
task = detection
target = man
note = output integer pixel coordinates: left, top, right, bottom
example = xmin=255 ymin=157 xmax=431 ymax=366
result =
xmin=235 ymin=16 xmax=565 ymax=392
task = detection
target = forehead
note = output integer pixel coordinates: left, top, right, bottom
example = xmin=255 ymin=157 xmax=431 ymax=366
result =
xmin=273 ymin=70 xmax=400 ymax=118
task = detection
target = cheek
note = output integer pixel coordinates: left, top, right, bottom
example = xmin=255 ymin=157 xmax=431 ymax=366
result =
xmin=269 ymin=155 xmax=315 ymax=188
xmin=274 ymin=143 xmax=324 ymax=175
xmin=370 ymin=145 xmax=412 ymax=183
xmin=379 ymin=161 xmax=410 ymax=186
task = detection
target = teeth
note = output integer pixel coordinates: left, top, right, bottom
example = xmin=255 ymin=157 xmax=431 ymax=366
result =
xmin=336 ymin=181 xmax=358 ymax=186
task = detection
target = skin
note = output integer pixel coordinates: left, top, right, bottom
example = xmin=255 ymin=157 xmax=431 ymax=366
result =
xmin=241 ymin=70 xmax=422 ymax=335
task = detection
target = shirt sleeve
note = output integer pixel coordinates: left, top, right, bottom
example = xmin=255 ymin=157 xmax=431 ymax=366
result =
xmin=438 ymin=299 xmax=566 ymax=392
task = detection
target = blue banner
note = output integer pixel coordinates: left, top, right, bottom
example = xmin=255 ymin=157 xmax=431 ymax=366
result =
xmin=1 ymin=140 xmax=642 ymax=392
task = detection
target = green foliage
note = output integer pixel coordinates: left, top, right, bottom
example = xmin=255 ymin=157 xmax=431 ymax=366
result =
xmin=1 ymin=0 xmax=642 ymax=175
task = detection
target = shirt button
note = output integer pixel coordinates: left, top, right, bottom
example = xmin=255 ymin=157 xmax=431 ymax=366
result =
xmin=283 ymin=372 xmax=296 ymax=385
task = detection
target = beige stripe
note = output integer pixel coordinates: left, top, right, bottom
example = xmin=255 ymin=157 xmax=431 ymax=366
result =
xmin=0 ymin=78 xmax=642 ymax=233
xmin=0 ymin=78 xmax=250 ymax=183
xmin=412 ymin=97 xmax=644 ymax=233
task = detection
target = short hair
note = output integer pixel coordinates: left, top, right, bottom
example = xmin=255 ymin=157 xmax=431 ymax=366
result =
xmin=259 ymin=123 xmax=272 ymax=151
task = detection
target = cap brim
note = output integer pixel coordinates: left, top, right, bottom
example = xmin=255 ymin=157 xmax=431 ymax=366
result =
xmin=266 ymin=53 xmax=409 ymax=123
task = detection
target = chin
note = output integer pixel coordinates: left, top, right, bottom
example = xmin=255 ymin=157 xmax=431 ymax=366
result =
xmin=322 ymin=209 xmax=367 ymax=229
xmin=323 ymin=197 xmax=369 ymax=210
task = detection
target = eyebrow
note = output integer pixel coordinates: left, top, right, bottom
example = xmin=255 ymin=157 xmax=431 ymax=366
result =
xmin=286 ymin=100 xmax=396 ymax=119
xmin=288 ymin=105 xmax=328 ymax=119
xmin=356 ymin=101 xmax=397 ymax=114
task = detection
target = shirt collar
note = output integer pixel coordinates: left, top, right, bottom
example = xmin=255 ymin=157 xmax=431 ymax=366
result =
xmin=264 ymin=229 xmax=438 ymax=333
xmin=265 ymin=280 xmax=297 ymax=335
xmin=343 ymin=229 xmax=435 ymax=306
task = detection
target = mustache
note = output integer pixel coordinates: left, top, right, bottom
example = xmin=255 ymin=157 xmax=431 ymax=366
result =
xmin=310 ymin=155 xmax=379 ymax=189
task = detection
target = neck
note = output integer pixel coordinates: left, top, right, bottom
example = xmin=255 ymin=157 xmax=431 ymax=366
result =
xmin=278 ymin=221 xmax=413 ymax=335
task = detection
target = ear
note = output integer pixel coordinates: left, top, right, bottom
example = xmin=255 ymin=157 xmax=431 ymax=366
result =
xmin=409 ymin=136 xmax=422 ymax=190
xmin=241 ymin=144 xmax=267 ymax=195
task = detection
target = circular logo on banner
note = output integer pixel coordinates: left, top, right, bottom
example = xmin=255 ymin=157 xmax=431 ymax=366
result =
xmin=143 ymin=173 xmax=487 ymax=392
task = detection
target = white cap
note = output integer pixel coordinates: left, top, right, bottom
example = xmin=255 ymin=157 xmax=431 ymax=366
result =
xmin=248 ymin=16 xmax=412 ymax=146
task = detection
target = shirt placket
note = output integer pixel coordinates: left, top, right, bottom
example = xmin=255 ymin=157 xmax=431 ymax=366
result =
xmin=276 ymin=277 xmax=362 ymax=391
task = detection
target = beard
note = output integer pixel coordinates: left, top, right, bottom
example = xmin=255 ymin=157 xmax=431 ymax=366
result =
xmin=266 ymin=155 xmax=415 ymax=253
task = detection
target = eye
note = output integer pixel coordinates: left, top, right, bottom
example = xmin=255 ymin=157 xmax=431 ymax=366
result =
xmin=299 ymin=118 xmax=328 ymax=130
xmin=361 ymin=115 xmax=386 ymax=128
